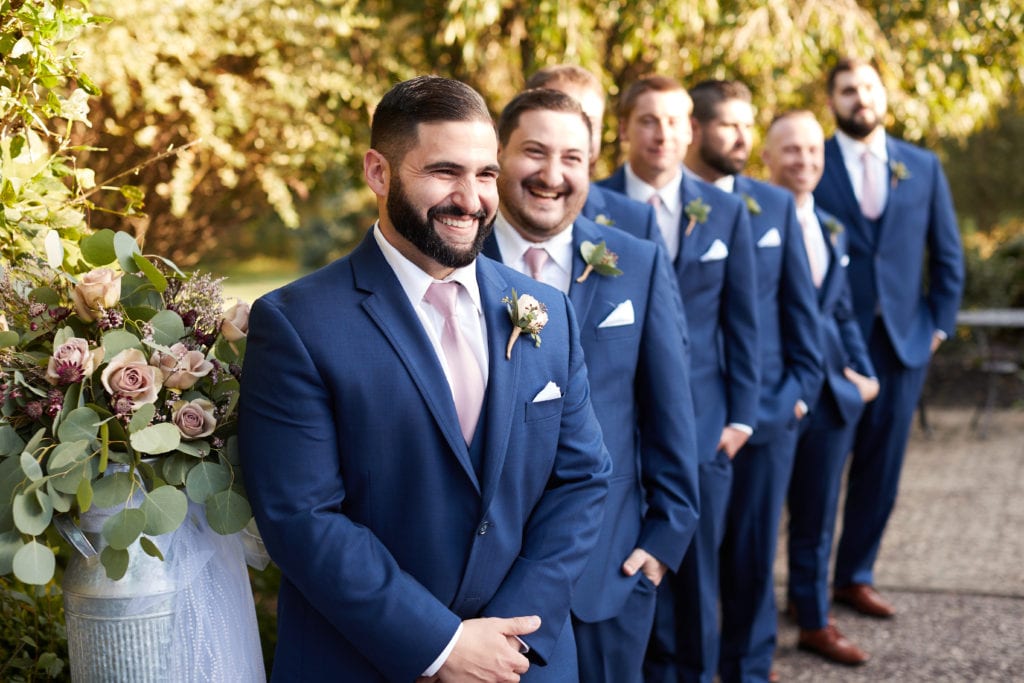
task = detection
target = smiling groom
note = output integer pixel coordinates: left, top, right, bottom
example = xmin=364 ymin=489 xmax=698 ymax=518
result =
xmin=239 ymin=76 xmax=611 ymax=682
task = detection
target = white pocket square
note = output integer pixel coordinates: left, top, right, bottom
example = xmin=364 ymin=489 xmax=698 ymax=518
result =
xmin=756 ymin=227 xmax=782 ymax=248
xmin=532 ymin=381 xmax=562 ymax=402
xmin=840 ymin=254 xmax=850 ymax=267
xmin=598 ymin=299 xmax=635 ymax=328
xmin=699 ymin=239 xmax=729 ymax=262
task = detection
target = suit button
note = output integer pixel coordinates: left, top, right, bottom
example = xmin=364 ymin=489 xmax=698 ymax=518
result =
xmin=477 ymin=521 xmax=490 ymax=535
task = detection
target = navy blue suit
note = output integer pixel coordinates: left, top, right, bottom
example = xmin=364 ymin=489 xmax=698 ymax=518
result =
xmin=238 ymin=230 xmax=612 ymax=682
xmin=485 ymin=217 xmax=700 ymax=683
xmin=718 ymin=177 xmax=823 ymax=683
xmin=815 ymin=136 xmax=963 ymax=588
xmin=787 ymin=205 xmax=876 ymax=630
xmin=598 ymin=167 xmax=760 ymax=683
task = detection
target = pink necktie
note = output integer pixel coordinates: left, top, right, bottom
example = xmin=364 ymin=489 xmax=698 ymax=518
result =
xmin=860 ymin=150 xmax=883 ymax=220
xmin=423 ymin=282 xmax=484 ymax=444
xmin=523 ymin=247 xmax=549 ymax=281
xmin=798 ymin=212 xmax=825 ymax=288
xmin=647 ymin=194 xmax=662 ymax=209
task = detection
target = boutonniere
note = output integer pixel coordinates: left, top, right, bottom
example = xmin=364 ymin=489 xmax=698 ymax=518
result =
xmin=889 ymin=160 xmax=911 ymax=189
xmin=684 ymin=197 xmax=711 ymax=237
xmin=576 ymin=240 xmax=623 ymax=283
xmin=594 ymin=213 xmax=614 ymax=226
xmin=502 ymin=289 xmax=548 ymax=359
xmin=824 ymin=217 xmax=845 ymax=246
xmin=741 ymin=193 xmax=761 ymax=215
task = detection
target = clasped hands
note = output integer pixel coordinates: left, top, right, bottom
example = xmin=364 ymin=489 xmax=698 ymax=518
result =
xmin=418 ymin=615 xmax=540 ymax=683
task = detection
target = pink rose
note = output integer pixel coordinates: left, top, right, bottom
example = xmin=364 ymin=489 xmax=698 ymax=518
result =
xmin=72 ymin=268 xmax=122 ymax=322
xmin=220 ymin=301 xmax=249 ymax=342
xmin=172 ymin=398 xmax=216 ymax=440
xmin=46 ymin=337 xmax=104 ymax=386
xmin=100 ymin=348 xmax=163 ymax=409
xmin=150 ymin=342 xmax=214 ymax=390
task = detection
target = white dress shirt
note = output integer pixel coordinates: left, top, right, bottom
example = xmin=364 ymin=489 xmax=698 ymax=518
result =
xmin=835 ymin=129 xmax=889 ymax=215
xmin=624 ymin=163 xmax=684 ymax=260
xmin=493 ymin=212 xmax=575 ymax=294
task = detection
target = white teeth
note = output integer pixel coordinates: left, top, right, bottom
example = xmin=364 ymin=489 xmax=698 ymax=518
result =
xmin=437 ymin=216 xmax=474 ymax=229
xmin=530 ymin=189 xmax=560 ymax=199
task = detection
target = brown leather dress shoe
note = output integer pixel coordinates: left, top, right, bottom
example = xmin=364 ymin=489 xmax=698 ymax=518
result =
xmin=798 ymin=624 xmax=870 ymax=665
xmin=833 ymin=583 xmax=896 ymax=618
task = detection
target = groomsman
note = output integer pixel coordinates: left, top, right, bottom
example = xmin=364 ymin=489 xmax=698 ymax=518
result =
xmin=525 ymin=65 xmax=664 ymax=245
xmin=683 ymin=80 xmax=823 ymax=683
xmin=484 ymin=87 xmax=700 ymax=683
xmin=239 ymin=76 xmax=611 ymax=681
xmin=763 ymin=109 xmax=878 ymax=667
xmin=598 ymin=75 xmax=760 ymax=683
xmin=814 ymin=57 xmax=964 ymax=618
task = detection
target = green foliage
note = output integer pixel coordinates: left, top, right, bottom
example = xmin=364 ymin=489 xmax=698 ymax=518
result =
xmin=0 ymin=577 xmax=67 ymax=681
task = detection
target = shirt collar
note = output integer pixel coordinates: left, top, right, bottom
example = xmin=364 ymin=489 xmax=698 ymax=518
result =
xmin=625 ymin=162 xmax=682 ymax=214
xmin=835 ymin=128 xmax=888 ymax=164
xmin=372 ymin=222 xmax=482 ymax=314
xmin=493 ymin=212 xmax=575 ymax=277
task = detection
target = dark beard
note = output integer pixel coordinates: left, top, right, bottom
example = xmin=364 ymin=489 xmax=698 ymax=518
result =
xmin=700 ymin=139 xmax=747 ymax=177
xmin=387 ymin=175 xmax=493 ymax=269
xmin=834 ymin=108 xmax=879 ymax=140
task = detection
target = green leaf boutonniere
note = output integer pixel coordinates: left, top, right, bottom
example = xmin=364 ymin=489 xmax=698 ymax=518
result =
xmin=824 ymin=217 xmax=844 ymax=246
xmin=502 ymin=289 xmax=548 ymax=359
xmin=684 ymin=197 xmax=711 ymax=237
xmin=741 ymin=193 xmax=762 ymax=215
xmin=889 ymin=160 xmax=911 ymax=189
xmin=576 ymin=240 xmax=623 ymax=283
xmin=594 ymin=213 xmax=614 ymax=226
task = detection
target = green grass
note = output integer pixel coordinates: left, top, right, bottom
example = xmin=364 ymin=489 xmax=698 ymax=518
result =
xmin=202 ymin=258 xmax=308 ymax=304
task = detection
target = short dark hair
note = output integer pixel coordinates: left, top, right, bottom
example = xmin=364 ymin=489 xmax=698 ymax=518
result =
xmin=370 ymin=76 xmax=493 ymax=165
xmin=525 ymin=64 xmax=602 ymax=94
xmin=689 ymin=80 xmax=752 ymax=123
xmin=497 ymin=88 xmax=592 ymax=147
xmin=617 ymin=75 xmax=687 ymax=121
xmin=826 ymin=57 xmax=880 ymax=95
xmin=767 ymin=108 xmax=818 ymax=131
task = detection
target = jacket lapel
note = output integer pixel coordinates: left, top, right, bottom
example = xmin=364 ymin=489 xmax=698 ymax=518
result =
xmin=824 ymin=138 xmax=874 ymax=248
xmin=675 ymin=175 xmax=702 ymax=277
xmin=352 ymin=232 xmax=481 ymax=492
xmin=568 ymin=219 xmax=602 ymax=325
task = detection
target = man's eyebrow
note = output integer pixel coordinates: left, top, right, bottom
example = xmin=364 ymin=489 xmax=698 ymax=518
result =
xmin=423 ymin=161 xmax=500 ymax=174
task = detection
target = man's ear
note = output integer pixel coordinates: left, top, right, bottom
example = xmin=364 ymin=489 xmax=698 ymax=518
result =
xmin=364 ymin=149 xmax=390 ymax=197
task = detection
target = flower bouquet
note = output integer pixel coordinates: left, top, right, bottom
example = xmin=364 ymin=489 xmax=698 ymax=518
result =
xmin=0 ymin=229 xmax=252 ymax=584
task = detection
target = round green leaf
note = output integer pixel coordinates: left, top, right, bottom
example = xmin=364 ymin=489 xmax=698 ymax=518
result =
xmin=0 ymin=456 xmax=26 ymax=529
xmin=185 ymin=462 xmax=230 ymax=504
xmin=13 ymin=540 xmax=56 ymax=585
xmin=100 ymin=546 xmax=129 ymax=580
xmin=0 ymin=425 xmax=26 ymax=457
xmin=57 ymin=407 xmax=100 ymax=444
xmin=204 ymin=489 xmax=251 ymax=535
xmin=76 ymin=476 xmax=94 ymax=512
xmin=148 ymin=309 xmax=186 ymax=346
xmin=19 ymin=451 xmax=43 ymax=481
xmin=132 ymin=253 xmax=168 ymax=294
xmin=129 ymin=403 xmax=156 ymax=433
xmin=91 ymin=471 xmax=133 ymax=508
xmin=0 ymin=330 xmax=18 ymax=348
xmin=161 ymin=453 xmax=196 ymax=485
xmin=175 ymin=439 xmax=210 ymax=458
xmin=101 ymin=329 xmax=143 ymax=357
xmin=50 ymin=458 xmax=99 ymax=495
xmin=48 ymin=484 xmax=73 ymax=513
xmin=139 ymin=536 xmax=164 ymax=561
xmin=141 ymin=486 xmax=188 ymax=536
xmin=0 ymin=530 xmax=25 ymax=575
xmin=47 ymin=440 xmax=91 ymax=471
xmin=130 ymin=423 xmax=181 ymax=455
xmin=80 ymin=228 xmax=117 ymax=266
xmin=102 ymin=508 xmax=146 ymax=550
xmin=114 ymin=231 xmax=142 ymax=273
xmin=12 ymin=490 xmax=53 ymax=536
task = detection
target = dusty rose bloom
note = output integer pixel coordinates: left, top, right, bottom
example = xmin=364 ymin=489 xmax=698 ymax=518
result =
xmin=151 ymin=342 xmax=214 ymax=390
xmin=101 ymin=348 xmax=163 ymax=409
xmin=72 ymin=268 xmax=123 ymax=322
xmin=172 ymin=398 xmax=216 ymax=439
xmin=46 ymin=337 xmax=104 ymax=386
xmin=220 ymin=301 xmax=249 ymax=342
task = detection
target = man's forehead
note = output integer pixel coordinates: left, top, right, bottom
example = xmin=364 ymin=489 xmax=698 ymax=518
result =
xmin=409 ymin=119 xmax=497 ymax=153
xmin=634 ymin=89 xmax=690 ymax=115
xmin=512 ymin=109 xmax=590 ymax=147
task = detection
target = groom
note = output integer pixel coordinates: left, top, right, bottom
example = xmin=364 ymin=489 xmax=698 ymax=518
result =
xmin=238 ymin=76 xmax=611 ymax=682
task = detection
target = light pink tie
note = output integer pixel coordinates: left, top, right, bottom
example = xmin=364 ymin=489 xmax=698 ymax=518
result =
xmin=423 ymin=282 xmax=484 ymax=444
xmin=798 ymin=212 xmax=825 ymax=288
xmin=523 ymin=247 xmax=549 ymax=281
xmin=860 ymin=150 xmax=883 ymax=220
xmin=647 ymin=194 xmax=662 ymax=209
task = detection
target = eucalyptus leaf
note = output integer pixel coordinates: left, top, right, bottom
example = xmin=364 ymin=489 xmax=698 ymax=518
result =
xmin=19 ymin=451 xmax=43 ymax=481
xmin=148 ymin=309 xmax=186 ymax=346
xmin=53 ymin=325 xmax=75 ymax=348
xmin=102 ymin=507 xmax=146 ymax=550
xmin=0 ymin=425 xmax=26 ymax=457
xmin=141 ymin=486 xmax=188 ymax=536
xmin=49 ymin=458 xmax=99 ymax=495
xmin=185 ymin=461 xmax=230 ymax=504
xmin=0 ymin=330 xmax=19 ymax=347
xmin=101 ymin=329 xmax=143 ymax=357
xmin=57 ymin=407 xmax=100 ymax=444
xmin=47 ymin=440 xmax=91 ymax=471
xmin=130 ymin=423 xmax=181 ymax=456
xmin=47 ymin=484 xmax=73 ymax=513
xmin=204 ymin=489 xmax=251 ymax=535
xmin=12 ymin=489 xmax=53 ymax=536
xmin=0 ymin=456 xmax=26 ymax=530
xmin=76 ymin=476 xmax=94 ymax=513
xmin=80 ymin=228 xmax=117 ymax=266
xmin=28 ymin=287 xmax=60 ymax=306
xmin=113 ymin=230 xmax=142 ymax=273
xmin=129 ymin=403 xmax=156 ymax=433
xmin=90 ymin=471 xmax=133 ymax=508
xmin=100 ymin=546 xmax=129 ymax=580
xmin=175 ymin=439 xmax=210 ymax=458
xmin=139 ymin=536 xmax=164 ymax=561
xmin=23 ymin=428 xmax=46 ymax=458
xmin=161 ymin=453 xmax=196 ymax=486
xmin=133 ymin=253 xmax=168 ymax=293
xmin=12 ymin=540 xmax=56 ymax=585
xmin=0 ymin=530 xmax=24 ymax=575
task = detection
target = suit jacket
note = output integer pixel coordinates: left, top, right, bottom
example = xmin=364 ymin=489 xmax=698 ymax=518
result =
xmin=484 ymin=217 xmax=699 ymax=621
xmin=814 ymin=136 xmax=964 ymax=368
xmin=238 ymin=230 xmax=611 ymax=682
xmin=734 ymin=176 xmax=822 ymax=443
xmin=581 ymin=183 xmax=666 ymax=250
xmin=812 ymin=206 xmax=876 ymax=423
xmin=598 ymin=167 xmax=760 ymax=461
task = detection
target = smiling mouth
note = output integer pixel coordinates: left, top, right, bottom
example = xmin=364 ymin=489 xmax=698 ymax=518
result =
xmin=435 ymin=215 xmax=479 ymax=230
xmin=526 ymin=184 xmax=569 ymax=201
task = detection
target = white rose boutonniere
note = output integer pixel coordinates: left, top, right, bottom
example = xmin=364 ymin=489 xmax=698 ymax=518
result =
xmin=502 ymin=289 xmax=548 ymax=359
xmin=594 ymin=213 xmax=614 ymax=226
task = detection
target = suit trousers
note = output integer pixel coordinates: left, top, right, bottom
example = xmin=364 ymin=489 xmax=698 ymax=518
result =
xmin=573 ymin=573 xmax=658 ymax=683
xmin=644 ymin=451 xmax=733 ymax=683
xmin=834 ymin=323 xmax=929 ymax=587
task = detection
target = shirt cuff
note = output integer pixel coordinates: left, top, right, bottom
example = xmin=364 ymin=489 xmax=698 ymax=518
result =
xmin=934 ymin=329 xmax=948 ymax=341
xmin=727 ymin=422 xmax=753 ymax=436
xmin=796 ymin=400 xmax=809 ymax=415
xmin=422 ymin=623 xmax=463 ymax=677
